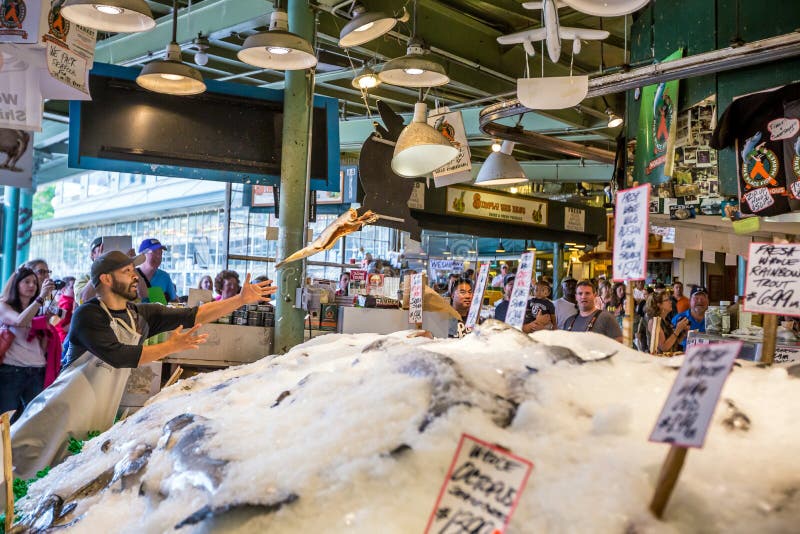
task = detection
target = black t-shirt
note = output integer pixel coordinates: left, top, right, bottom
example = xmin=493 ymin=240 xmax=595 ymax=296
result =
xmin=65 ymin=298 xmax=197 ymax=369
xmin=495 ymin=298 xmax=554 ymax=324
xmin=711 ymin=82 xmax=800 ymax=216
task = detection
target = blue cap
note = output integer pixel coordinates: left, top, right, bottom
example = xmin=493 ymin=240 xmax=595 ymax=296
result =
xmin=138 ymin=238 xmax=168 ymax=254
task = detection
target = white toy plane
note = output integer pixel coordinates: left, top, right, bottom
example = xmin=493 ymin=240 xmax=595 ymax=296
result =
xmin=496 ymin=0 xmax=609 ymax=64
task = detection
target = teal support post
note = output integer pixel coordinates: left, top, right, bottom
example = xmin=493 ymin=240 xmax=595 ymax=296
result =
xmin=737 ymin=256 xmax=747 ymax=296
xmin=552 ymin=243 xmax=562 ymax=298
xmin=17 ymin=188 xmax=34 ymax=266
xmin=2 ymin=187 xmax=20 ymax=283
xmin=274 ymin=0 xmax=314 ymax=354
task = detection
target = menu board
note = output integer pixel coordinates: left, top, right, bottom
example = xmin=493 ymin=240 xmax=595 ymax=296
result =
xmin=650 ymin=341 xmax=742 ymax=448
xmin=505 ymin=252 xmax=534 ymax=330
xmin=425 ymin=434 xmax=533 ymax=534
xmin=408 ymin=273 xmax=423 ymax=325
xmin=465 ymin=263 xmax=490 ymax=329
xmin=613 ymin=184 xmax=651 ymax=281
xmin=743 ymin=242 xmax=800 ymax=315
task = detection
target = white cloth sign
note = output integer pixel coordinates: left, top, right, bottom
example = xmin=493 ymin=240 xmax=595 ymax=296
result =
xmin=0 ymin=126 xmax=33 ymax=187
xmin=650 ymin=341 xmax=742 ymax=448
xmin=408 ymin=273 xmax=423 ymax=324
xmin=613 ymin=184 xmax=650 ymax=281
xmin=505 ymin=252 xmax=534 ymax=330
xmin=424 ymin=434 xmax=533 ymax=534
xmin=428 ymin=108 xmax=472 ymax=178
xmin=743 ymin=242 xmax=800 ymax=315
xmin=0 ymin=0 xmax=45 ymax=44
xmin=465 ymin=263 xmax=489 ymax=329
xmin=0 ymin=49 xmax=42 ymax=130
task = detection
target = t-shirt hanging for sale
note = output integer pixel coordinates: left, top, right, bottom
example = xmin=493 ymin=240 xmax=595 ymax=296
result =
xmin=711 ymin=82 xmax=800 ymax=216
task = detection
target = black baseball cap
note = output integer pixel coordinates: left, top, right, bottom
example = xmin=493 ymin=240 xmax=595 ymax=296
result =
xmin=504 ymin=273 xmax=516 ymax=286
xmin=690 ymin=286 xmax=708 ymax=297
xmin=91 ymin=251 xmax=145 ymax=286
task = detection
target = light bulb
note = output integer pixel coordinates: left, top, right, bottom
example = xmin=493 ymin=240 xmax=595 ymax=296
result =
xmin=268 ymin=46 xmax=291 ymax=55
xmin=194 ymin=51 xmax=208 ymax=66
xmin=355 ymin=74 xmax=378 ymax=89
xmin=403 ymin=67 xmax=424 ymax=75
xmin=491 ymin=141 xmax=502 ymax=152
xmin=160 ymin=73 xmax=184 ymax=81
xmin=509 ymin=187 xmax=518 ymax=194
xmin=354 ymin=22 xmax=374 ymax=32
xmin=94 ymin=4 xmax=123 ymax=15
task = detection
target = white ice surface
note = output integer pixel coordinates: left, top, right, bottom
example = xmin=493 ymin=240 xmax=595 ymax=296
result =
xmin=15 ymin=323 xmax=800 ymax=533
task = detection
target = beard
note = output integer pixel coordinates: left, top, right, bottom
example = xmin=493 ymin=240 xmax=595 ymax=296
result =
xmin=110 ymin=277 xmax=137 ymax=300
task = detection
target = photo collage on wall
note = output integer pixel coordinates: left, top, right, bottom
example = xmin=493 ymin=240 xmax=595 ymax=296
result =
xmin=672 ymin=97 xmax=719 ymax=202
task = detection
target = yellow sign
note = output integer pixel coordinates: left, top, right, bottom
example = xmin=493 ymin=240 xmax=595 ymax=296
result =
xmin=446 ymin=186 xmax=547 ymax=226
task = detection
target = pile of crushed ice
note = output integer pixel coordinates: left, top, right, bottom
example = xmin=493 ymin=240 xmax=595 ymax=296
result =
xmin=12 ymin=321 xmax=800 ymax=533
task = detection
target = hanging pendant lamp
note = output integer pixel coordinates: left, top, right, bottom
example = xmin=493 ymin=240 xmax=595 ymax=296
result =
xmin=339 ymin=4 xmax=407 ymax=48
xmin=61 ymin=0 xmax=155 ymax=33
xmin=238 ymin=8 xmax=317 ymax=70
xmin=352 ymin=64 xmax=381 ymax=90
xmin=378 ymin=38 xmax=449 ymax=88
xmin=391 ymin=102 xmax=459 ymax=178
xmin=136 ymin=0 xmax=205 ymax=95
xmin=474 ymin=141 xmax=527 ymax=186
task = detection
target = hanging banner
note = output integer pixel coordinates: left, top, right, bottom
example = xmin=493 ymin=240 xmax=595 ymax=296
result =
xmin=649 ymin=341 xmax=742 ymax=448
xmin=428 ymin=108 xmax=472 ymax=179
xmin=43 ymin=0 xmax=95 ymax=96
xmin=635 ymin=49 xmax=683 ymax=185
xmin=505 ymin=252 xmax=534 ymax=330
xmin=465 ymin=262 xmax=489 ymax=329
xmin=0 ymin=126 xmax=33 ymax=187
xmin=564 ymin=206 xmax=586 ymax=232
xmin=613 ymin=184 xmax=650 ymax=281
xmin=0 ymin=50 xmax=42 ymax=130
xmin=0 ymin=0 xmax=45 ymax=43
xmin=424 ymin=434 xmax=533 ymax=534
xmin=743 ymin=242 xmax=800 ymax=315
xmin=446 ymin=186 xmax=548 ymax=226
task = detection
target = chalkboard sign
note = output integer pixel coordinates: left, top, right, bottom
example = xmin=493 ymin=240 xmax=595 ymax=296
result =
xmin=650 ymin=342 xmax=741 ymax=448
xmin=425 ymin=434 xmax=533 ymax=534
xmin=68 ymin=63 xmax=340 ymax=191
xmin=743 ymin=242 xmax=800 ymax=315
xmin=613 ymin=184 xmax=650 ymax=281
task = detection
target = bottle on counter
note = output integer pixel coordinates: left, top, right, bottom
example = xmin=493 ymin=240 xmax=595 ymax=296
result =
xmin=720 ymin=301 xmax=731 ymax=334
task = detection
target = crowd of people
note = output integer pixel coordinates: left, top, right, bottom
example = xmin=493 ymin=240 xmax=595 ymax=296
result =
xmin=0 ymin=236 xmax=272 ymax=423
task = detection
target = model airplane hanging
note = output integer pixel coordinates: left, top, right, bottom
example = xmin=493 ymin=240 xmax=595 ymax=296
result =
xmin=496 ymin=0 xmax=609 ymax=64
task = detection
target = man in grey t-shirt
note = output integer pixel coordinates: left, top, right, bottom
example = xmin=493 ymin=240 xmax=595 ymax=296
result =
xmin=558 ymin=280 xmax=623 ymax=342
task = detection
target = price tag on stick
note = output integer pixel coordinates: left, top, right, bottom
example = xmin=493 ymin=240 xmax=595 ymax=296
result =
xmin=408 ymin=273 xmax=424 ymax=326
xmin=424 ymin=434 xmax=533 ymax=534
xmin=613 ymin=184 xmax=651 ymax=282
xmin=648 ymin=341 xmax=742 ymax=518
xmin=505 ymin=252 xmax=535 ymax=330
xmin=465 ymin=263 xmax=490 ymax=329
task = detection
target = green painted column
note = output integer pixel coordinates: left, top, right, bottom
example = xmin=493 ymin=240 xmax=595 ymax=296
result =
xmin=2 ymin=187 xmax=20 ymax=283
xmin=274 ymin=0 xmax=314 ymax=354
xmin=552 ymin=243 xmax=562 ymax=298
xmin=16 ymin=188 xmax=34 ymax=266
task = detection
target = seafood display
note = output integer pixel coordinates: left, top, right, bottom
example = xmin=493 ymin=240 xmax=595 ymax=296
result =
xmin=275 ymin=208 xmax=378 ymax=269
xmin=10 ymin=321 xmax=800 ymax=533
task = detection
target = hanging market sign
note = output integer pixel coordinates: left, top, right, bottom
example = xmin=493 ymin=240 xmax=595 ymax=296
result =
xmin=743 ymin=242 xmax=800 ymax=315
xmin=613 ymin=184 xmax=650 ymax=281
xmin=505 ymin=251 xmax=534 ymax=330
xmin=0 ymin=0 xmax=45 ymax=43
xmin=408 ymin=272 xmax=423 ymax=325
xmin=465 ymin=262 xmax=489 ymax=329
xmin=428 ymin=108 xmax=471 ymax=180
xmin=446 ymin=186 xmax=547 ymax=226
xmin=0 ymin=51 xmax=42 ymax=131
xmin=564 ymin=206 xmax=586 ymax=232
xmin=0 ymin=126 xmax=32 ymax=187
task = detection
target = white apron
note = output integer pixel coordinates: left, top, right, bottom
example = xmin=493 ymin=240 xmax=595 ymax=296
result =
xmin=10 ymin=302 xmax=142 ymax=479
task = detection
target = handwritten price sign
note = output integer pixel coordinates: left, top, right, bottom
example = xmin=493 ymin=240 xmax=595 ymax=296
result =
xmin=613 ymin=184 xmax=650 ymax=281
xmin=466 ymin=263 xmax=490 ymax=329
xmin=650 ymin=342 xmax=742 ymax=448
xmin=743 ymin=243 xmax=800 ymax=315
xmin=408 ymin=273 xmax=424 ymax=325
xmin=505 ymin=252 xmax=535 ymax=330
xmin=425 ymin=434 xmax=533 ymax=534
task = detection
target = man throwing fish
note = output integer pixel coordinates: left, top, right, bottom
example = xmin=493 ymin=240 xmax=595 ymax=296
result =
xmin=11 ymin=251 xmax=277 ymax=478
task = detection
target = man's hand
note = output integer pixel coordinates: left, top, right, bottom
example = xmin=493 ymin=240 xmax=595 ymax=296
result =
xmin=167 ymin=324 xmax=208 ymax=352
xmin=238 ymin=273 xmax=277 ymax=305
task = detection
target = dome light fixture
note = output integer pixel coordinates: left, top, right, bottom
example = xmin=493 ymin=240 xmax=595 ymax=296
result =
xmin=391 ymin=102 xmax=459 ymax=178
xmin=378 ymin=39 xmax=449 ymax=88
xmin=339 ymin=4 xmax=408 ymax=48
xmin=238 ymin=8 xmax=317 ymax=70
xmin=491 ymin=140 xmax=502 ymax=152
xmin=136 ymin=0 xmax=205 ymax=95
xmin=352 ymin=64 xmax=381 ymax=90
xmin=474 ymin=141 xmax=528 ymax=186
xmin=61 ymin=0 xmax=156 ymax=33
xmin=496 ymin=240 xmax=506 ymax=254
xmin=606 ymin=107 xmax=624 ymax=128
xmin=192 ymin=33 xmax=210 ymax=67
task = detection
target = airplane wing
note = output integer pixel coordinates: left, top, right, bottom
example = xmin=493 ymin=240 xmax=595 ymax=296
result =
xmin=497 ymin=27 xmax=548 ymax=46
xmin=558 ymin=27 xmax=609 ymax=41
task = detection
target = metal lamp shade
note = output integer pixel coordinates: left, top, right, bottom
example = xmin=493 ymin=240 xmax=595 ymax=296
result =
xmin=606 ymin=109 xmax=624 ymax=128
xmin=378 ymin=45 xmax=449 ymax=88
xmin=339 ymin=9 xmax=397 ymax=48
xmin=352 ymin=66 xmax=381 ymax=89
xmin=137 ymin=45 xmax=206 ymax=95
xmin=238 ymin=31 xmax=317 ymax=70
xmin=560 ymin=0 xmax=650 ymax=17
xmin=391 ymin=103 xmax=459 ymax=177
xmin=474 ymin=141 xmax=527 ymax=186
xmin=61 ymin=0 xmax=156 ymax=33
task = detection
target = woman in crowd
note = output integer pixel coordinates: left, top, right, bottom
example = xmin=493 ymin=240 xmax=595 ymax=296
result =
xmin=644 ymin=292 xmax=690 ymax=354
xmin=336 ymin=272 xmax=350 ymax=296
xmin=608 ymin=282 xmax=627 ymax=328
xmin=595 ymin=280 xmax=612 ymax=311
xmin=215 ymin=270 xmax=241 ymax=300
xmin=0 ymin=267 xmax=57 ymax=421
xmin=197 ymin=275 xmax=213 ymax=291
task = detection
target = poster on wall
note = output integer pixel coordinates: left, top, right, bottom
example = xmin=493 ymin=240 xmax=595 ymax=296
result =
xmin=0 ymin=126 xmax=33 ymax=187
xmin=634 ymin=49 xmax=683 ymax=185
